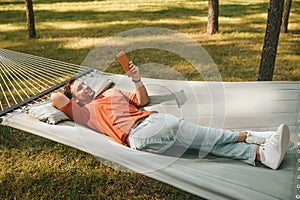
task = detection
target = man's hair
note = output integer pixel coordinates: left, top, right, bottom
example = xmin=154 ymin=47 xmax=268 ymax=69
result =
xmin=63 ymin=79 xmax=75 ymax=99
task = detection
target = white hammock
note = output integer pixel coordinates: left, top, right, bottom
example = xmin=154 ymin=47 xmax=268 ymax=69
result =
xmin=0 ymin=49 xmax=299 ymax=200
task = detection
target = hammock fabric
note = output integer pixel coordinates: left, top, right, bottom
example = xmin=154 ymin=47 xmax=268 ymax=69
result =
xmin=0 ymin=49 xmax=299 ymax=200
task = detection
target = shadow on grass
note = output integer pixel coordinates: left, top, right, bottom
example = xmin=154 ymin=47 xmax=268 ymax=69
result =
xmin=0 ymin=125 xmax=57 ymax=150
xmin=1 ymin=0 xmax=296 ymax=64
xmin=0 ymin=125 xmax=203 ymax=199
xmin=220 ymin=3 xmax=269 ymax=17
xmin=0 ymin=167 xmax=203 ymax=199
xmin=0 ymin=1 xmax=24 ymax=6
xmin=0 ymin=2 xmax=272 ymax=31
xmin=1 ymin=7 xmax=206 ymax=24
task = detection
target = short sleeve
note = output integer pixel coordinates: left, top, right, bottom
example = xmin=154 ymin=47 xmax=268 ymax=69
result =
xmin=58 ymin=99 xmax=73 ymax=119
xmin=116 ymin=89 xmax=140 ymax=107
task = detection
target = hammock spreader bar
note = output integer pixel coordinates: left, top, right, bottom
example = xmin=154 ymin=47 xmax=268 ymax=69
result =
xmin=0 ymin=68 xmax=94 ymax=117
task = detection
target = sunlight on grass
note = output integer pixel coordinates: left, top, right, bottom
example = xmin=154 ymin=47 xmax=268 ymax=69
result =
xmin=289 ymin=23 xmax=300 ymax=31
xmin=39 ymin=22 xmax=94 ymax=30
xmin=219 ymin=17 xmax=242 ymax=24
xmin=0 ymin=0 xmax=204 ymax=12
xmin=244 ymin=13 xmax=267 ymax=23
xmin=62 ymin=37 xmax=104 ymax=49
xmin=38 ymin=18 xmax=194 ymax=31
xmin=0 ymin=0 xmax=298 ymax=80
xmin=0 ymin=24 xmax=26 ymax=32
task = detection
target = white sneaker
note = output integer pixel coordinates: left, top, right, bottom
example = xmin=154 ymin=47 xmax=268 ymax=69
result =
xmin=260 ymin=124 xmax=290 ymax=170
xmin=245 ymin=130 xmax=275 ymax=144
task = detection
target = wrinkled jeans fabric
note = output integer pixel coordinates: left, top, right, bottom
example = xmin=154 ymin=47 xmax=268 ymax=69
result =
xmin=128 ymin=113 xmax=257 ymax=165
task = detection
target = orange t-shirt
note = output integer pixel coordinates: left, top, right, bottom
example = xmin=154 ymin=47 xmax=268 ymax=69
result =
xmin=59 ymin=89 xmax=153 ymax=146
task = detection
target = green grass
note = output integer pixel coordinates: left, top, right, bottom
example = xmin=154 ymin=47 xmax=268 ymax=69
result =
xmin=0 ymin=0 xmax=299 ymax=199
xmin=1 ymin=126 xmax=200 ymax=199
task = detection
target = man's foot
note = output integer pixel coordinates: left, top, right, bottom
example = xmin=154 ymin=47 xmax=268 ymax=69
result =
xmin=245 ymin=129 xmax=276 ymax=145
xmin=259 ymin=124 xmax=290 ymax=170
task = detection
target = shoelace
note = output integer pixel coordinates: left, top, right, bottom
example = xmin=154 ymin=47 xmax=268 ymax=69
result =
xmin=246 ymin=133 xmax=265 ymax=144
xmin=261 ymin=134 xmax=279 ymax=150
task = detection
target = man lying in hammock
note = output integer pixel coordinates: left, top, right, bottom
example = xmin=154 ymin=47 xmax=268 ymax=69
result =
xmin=51 ymin=61 xmax=290 ymax=170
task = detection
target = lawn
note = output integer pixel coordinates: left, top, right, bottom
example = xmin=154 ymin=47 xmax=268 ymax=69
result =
xmin=0 ymin=0 xmax=299 ymax=199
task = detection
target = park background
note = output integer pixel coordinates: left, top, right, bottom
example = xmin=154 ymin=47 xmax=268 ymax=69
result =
xmin=0 ymin=0 xmax=299 ymax=199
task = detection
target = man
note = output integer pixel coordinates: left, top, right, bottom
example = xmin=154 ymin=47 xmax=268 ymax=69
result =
xmin=51 ymin=61 xmax=290 ymax=170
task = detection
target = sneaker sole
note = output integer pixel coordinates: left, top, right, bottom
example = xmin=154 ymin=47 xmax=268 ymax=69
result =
xmin=274 ymin=124 xmax=290 ymax=169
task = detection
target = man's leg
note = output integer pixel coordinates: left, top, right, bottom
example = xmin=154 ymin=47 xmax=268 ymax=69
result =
xmin=129 ymin=113 xmax=243 ymax=154
xmin=202 ymin=124 xmax=290 ymax=169
xmin=128 ymin=113 xmax=290 ymax=169
xmin=128 ymin=113 xmax=182 ymax=153
xmin=209 ymin=141 xmax=258 ymax=166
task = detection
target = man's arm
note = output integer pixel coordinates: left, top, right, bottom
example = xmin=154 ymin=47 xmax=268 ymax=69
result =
xmin=128 ymin=61 xmax=150 ymax=107
xmin=51 ymin=92 xmax=70 ymax=109
xmin=133 ymin=80 xmax=149 ymax=107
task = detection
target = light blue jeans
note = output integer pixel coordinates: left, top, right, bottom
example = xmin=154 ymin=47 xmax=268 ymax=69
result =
xmin=128 ymin=113 xmax=257 ymax=165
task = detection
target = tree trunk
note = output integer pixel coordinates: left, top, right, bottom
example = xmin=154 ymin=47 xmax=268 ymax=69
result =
xmin=258 ymin=0 xmax=284 ymax=81
xmin=281 ymin=0 xmax=292 ymax=33
xmin=25 ymin=0 xmax=36 ymax=38
xmin=207 ymin=0 xmax=219 ymax=35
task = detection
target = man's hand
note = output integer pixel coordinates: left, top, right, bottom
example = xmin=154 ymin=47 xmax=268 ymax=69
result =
xmin=128 ymin=61 xmax=140 ymax=82
xmin=51 ymin=92 xmax=70 ymax=109
xmin=127 ymin=61 xmax=149 ymax=106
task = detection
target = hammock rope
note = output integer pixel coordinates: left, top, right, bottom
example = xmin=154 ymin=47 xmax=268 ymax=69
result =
xmin=0 ymin=48 xmax=93 ymax=117
xmin=1 ymin=59 xmax=43 ymax=96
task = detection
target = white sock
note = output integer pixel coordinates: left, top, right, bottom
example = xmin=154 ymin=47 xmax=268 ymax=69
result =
xmin=246 ymin=131 xmax=275 ymax=139
xmin=259 ymin=146 xmax=266 ymax=162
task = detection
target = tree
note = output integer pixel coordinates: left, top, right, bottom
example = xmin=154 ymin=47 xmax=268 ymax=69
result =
xmin=258 ymin=0 xmax=284 ymax=81
xmin=207 ymin=0 xmax=219 ymax=35
xmin=25 ymin=0 xmax=36 ymax=38
xmin=281 ymin=0 xmax=292 ymax=33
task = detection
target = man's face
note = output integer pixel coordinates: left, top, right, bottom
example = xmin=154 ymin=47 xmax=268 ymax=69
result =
xmin=70 ymin=80 xmax=95 ymax=103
